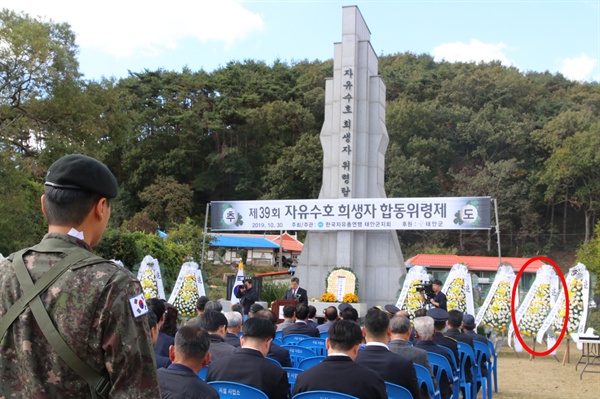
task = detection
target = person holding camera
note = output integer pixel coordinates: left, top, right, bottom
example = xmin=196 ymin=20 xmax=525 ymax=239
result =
xmin=427 ymin=279 xmax=447 ymax=311
xmin=235 ymin=278 xmax=258 ymax=319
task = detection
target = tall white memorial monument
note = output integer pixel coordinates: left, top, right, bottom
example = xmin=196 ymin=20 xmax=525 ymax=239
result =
xmin=297 ymin=6 xmax=404 ymax=305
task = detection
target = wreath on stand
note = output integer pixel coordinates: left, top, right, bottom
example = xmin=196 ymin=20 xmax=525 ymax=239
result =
xmin=320 ymin=267 xmax=359 ymax=303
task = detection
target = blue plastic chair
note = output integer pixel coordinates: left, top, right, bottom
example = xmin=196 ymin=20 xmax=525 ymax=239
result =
xmin=439 ymin=345 xmax=460 ymax=375
xmin=275 ymin=330 xmax=283 ymax=339
xmin=385 ymin=382 xmax=415 ymax=399
xmin=265 ymin=356 xmax=283 ymax=368
xmin=473 ymin=340 xmax=491 ymax=399
xmin=283 ymin=345 xmax=317 ymax=367
xmin=298 ymin=337 xmax=327 ymax=356
xmin=292 ymin=391 xmax=359 ymax=399
xmin=297 ymin=356 xmax=326 ymax=370
xmin=197 ymin=365 xmax=208 ymax=380
xmin=273 ymin=338 xmax=284 ymax=346
xmin=282 ymin=334 xmax=311 ymax=346
xmin=456 ymin=343 xmax=476 ymax=399
xmin=487 ymin=339 xmax=498 ymax=394
xmin=319 ymin=331 xmax=329 ymax=339
xmin=283 ymin=367 xmax=303 ymax=394
xmin=427 ymin=352 xmax=460 ymax=399
xmin=414 ymin=363 xmax=441 ymax=399
xmin=208 ymin=381 xmax=268 ymax=399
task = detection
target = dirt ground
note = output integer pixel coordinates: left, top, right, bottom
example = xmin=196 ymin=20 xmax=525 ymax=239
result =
xmin=489 ymin=341 xmax=599 ymax=399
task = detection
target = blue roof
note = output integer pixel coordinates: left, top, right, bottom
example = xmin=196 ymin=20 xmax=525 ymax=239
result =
xmin=211 ymin=235 xmax=280 ymax=249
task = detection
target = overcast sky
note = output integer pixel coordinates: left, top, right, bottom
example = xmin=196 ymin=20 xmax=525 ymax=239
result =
xmin=3 ymin=0 xmax=599 ymax=82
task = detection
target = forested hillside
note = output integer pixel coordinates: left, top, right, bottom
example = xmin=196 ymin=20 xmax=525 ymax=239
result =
xmin=1 ymin=10 xmax=599 ymax=264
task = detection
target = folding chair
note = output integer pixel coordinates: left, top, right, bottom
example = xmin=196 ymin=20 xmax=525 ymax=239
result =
xmin=297 ymin=356 xmax=326 ymax=370
xmin=275 ymin=330 xmax=283 ymax=340
xmin=283 ymin=367 xmax=303 ymax=395
xmin=298 ymin=337 xmax=327 ymax=356
xmin=456 ymin=343 xmax=476 ymax=399
xmin=292 ymin=390 xmax=359 ymax=399
xmin=282 ymin=334 xmax=311 ymax=346
xmin=197 ymin=365 xmax=208 ymax=380
xmin=265 ymin=356 xmax=283 ymax=368
xmin=319 ymin=331 xmax=329 ymax=339
xmin=427 ymin=352 xmax=459 ymax=399
xmin=283 ymin=345 xmax=316 ymax=367
xmin=414 ymin=363 xmax=441 ymax=399
xmin=487 ymin=339 xmax=498 ymax=394
xmin=473 ymin=340 xmax=491 ymax=399
xmin=386 ymin=382 xmax=415 ymax=399
xmin=208 ymin=381 xmax=268 ymax=399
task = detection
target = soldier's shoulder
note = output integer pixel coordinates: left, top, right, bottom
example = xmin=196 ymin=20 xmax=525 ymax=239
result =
xmin=444 ymin=335 xmax=458 ymax=343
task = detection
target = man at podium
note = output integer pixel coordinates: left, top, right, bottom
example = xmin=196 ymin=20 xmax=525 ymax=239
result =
xmin=284 ymin=277 xmax=308 ymax=306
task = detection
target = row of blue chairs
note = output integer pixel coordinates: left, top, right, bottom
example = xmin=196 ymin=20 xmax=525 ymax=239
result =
xmin=208 ymin=380 xmax=415 ymax=399
xmin=275 ymin=330 xmax=329 ymax=340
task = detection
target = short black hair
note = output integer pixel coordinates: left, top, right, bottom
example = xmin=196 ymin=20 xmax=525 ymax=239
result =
xmin=231 ymin=303 xmax=243 ymax=315
xmin=448 ymin=310 xmax=463 ymax=328
xmin=43 ymin=186 xmax=103 ymax=226
xmin=283 ymin=305 xmax=296 ymax=318
xmin=414 ymin=308 xmax=428 ymax=318
xmin=324 ymin=306 xmax=338 ymax=322
xmin=295 ymin=304 xmax=310 ymax=320
xmin=242 ymin=317 xmax=275 ymax=340
xmin=341 ymin=307 xmax=358 ymax=322
xmin=308 ymin=305 xmax=317 ymax=319
xmin=175 ymin=325 xmax=211 ymax=360
xmin=364 ymin=307 xmax=389 ymax=337
xmin=433 ymin=319 xmax=447 ymax=331
xmin=291 ymin=277 xmax=300 ymax=284
xmin=328 ymin=320 xmax=363 ymax=351
xmin=147 ymin=298 xmax=165 ymax=322
xmin=161 ymin=302 xmax=178 ymax=336
xmin=198 ymin=310 xmax=228 ymax=333
xmin=196 ymin=296 xmax=210 ymax=311
xmin=205 ymin=301 xmax=223 ymax=312
xmin=146 ymin=309 xmax=158 ymax=329
xmin=390 ymin=315 xmax=411 ymax=334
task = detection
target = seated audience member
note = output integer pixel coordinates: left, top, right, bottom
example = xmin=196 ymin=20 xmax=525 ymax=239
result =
xmin=282 ymin=304 xmax=320 ymax=337
xmin=148 ymin=298 xmax=175 ymax=359
xmin=162 ymin=302 xmax=179 ymax=337
xmin=384 ymin=304 xmax=400 ymax=318
xmin=231 ymin=303 xmax=244 ymax=316
xmin=148 ymin=311 xmax=171 ymax=369
xmin=224 ymin=311 xmax=242 ymax=347
xmin=428 ymin=308 xmax=459 ymax=372
xmin=255 ymin=309 xmax=293 ymax=367
xmin=291 ymin=320 xmax=387 ymax=399
xmin=204 ymin=300 xmax=223 ymax=313
xmin=157 ymin=325 xmax=218 ymax=399
xmin=339 ymin=303 xmax=359 ymax=323
xmin=445 ymin=310 xmax=474 ymax=349
xmin=196 ymin=310 xmax=237 ymax=362
xmin=389 ymin=315 xmax=437 ymax=397
xmin=317 ymin=306 xmax=339 ymax=333
xmin=307 ymin=305 xmax=318 ymax=326
xmin=206 ymin=318 xmax=289 ymax=399
xmin=248 ymin=303 xmax=264 ymax=318
xmin=186 ymin=296 xmax=210 ymax=326
xmin=277 ymin=305 xmax=296 ymax=331
xmin=411 ymin=308 xmax=428 ymax=344
xmin=355 ymin=308 xmax=421 ymax=399
xmin=461 ymin=313 xmax=488 ymax=386
xmin=414 ymin=317 xmax=454 ymax=399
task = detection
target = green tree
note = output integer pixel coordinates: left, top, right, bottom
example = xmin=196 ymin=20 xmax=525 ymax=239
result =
xmin=139 ymin=175 xmax=193 ymax=230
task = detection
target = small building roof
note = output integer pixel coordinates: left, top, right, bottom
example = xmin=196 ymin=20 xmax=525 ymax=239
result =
xmin=214 ymin=233 xmax=304 ymax=252
xmin=211 ymin=235 xmax=280 ymax=249
xmin=405 ymin=254 xmax=547 ymax=273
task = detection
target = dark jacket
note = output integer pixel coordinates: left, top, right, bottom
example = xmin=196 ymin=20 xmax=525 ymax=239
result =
xmin=282 ymin=321 xmax=319 ymax=337
xmin=284 ymin=287 xmax=308 ymax=305
xmin=208 ymin=334 xmax=237 ymax=362
xmin=224 ymin=332 xmax=241 ymax=347
xmin=236 ymin=287 xmax=258 ymax=315
xmin=268 ymin=342 xmax=292 ymax=368
xmin=414 ymin=340 xmax=454 ymax=399
xmin=158 ymin=363 xmax=219 ymax=399
xmin=206 ymin=348 xmax=289 ymax=399
xmin=155 ymin=331 xmax=175 ymax=357
xmin=292 ymin=356 xmax=387 ymax=399
xmin=355 ymin=344 xmax=421 ymax=399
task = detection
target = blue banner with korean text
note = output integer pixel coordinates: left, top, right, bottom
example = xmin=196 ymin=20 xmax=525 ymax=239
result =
xmin=211 ymin=197 xmax=491 ymax=231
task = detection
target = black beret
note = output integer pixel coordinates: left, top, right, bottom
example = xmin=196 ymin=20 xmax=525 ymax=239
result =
xmin=45 ymin=154 xmax=118 ymax=198
xmin=338 ymin=303 xmax=353 ymax=312
xmin=384 ymin=304 xmax=400 ymax=316
xmin=427 ymin=307 xmax=449 ymax=321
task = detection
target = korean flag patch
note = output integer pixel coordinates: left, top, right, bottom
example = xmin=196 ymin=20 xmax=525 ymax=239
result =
xmin=129 ymin=293 xmax=149 ymax=318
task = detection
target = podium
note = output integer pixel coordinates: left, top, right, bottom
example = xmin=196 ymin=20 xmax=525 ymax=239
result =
xmin=272 ymin=300 xmax=298 ymax=323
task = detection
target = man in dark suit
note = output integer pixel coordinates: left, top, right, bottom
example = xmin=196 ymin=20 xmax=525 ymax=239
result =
xmin=355 ymin=308 xmax=421 ymax=399
xmin=428 ymin=308 xmax=459 ymax=373
xmin=292 ymin=320 xmax=387 ymax=399
xmin=284 ymin=277 xmax=308 ymax=305
xmin=389 ymin=315 xmax=437 ymax=397
xmin=195 ymin=310 xmax=236 ymax=362
xmin=282 ymin=304 xmax=319 ymax=337
xmin=158 ymin=325 xmax=219 ymax=399
xmin=206 ymin=318 xmax=289 ymax=399
xmin=445 ymin=310 xmax=474 ymax=349
xmin=255 ymin=309 xmax=292 ymax=367
xmin=414 ymin=316 xmax=454 ymax=399
xmin=461 ymin=313 xmax=488 ymax=390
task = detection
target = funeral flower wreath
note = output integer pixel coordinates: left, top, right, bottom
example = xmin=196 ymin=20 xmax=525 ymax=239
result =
xmin=401 ymin=279 xmax=426 ymax=320
xmin=480 ymin=281 xmax=512 ymax=333
xmin=551 ymin=278 xmax=585 ymax=338
xmin=446 ymin=277 xmax=467 ymax=313
xmin=140 ymin=268 xmax=159 ymax=300
xmin=518 ymin=283 xmax=552 ymax=338
xmin=172 ymin=275 xmax=200 ymax=318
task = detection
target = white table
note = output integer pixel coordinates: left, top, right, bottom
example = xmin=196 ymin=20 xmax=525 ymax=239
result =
xmin=572 ymin=333 xmax=600 ymax=380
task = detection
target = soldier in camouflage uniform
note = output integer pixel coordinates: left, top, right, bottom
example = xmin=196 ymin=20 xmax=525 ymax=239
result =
xmin=0 ymin=154 xmax=160 ymax=398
